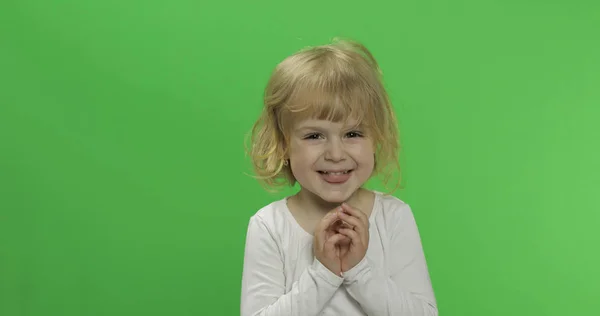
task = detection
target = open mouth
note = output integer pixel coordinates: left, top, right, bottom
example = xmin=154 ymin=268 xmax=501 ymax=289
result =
xmin=317 ymin=170 xmax=353 ymax=175
xmin=317 ymin=169 xmax=353 ymax=184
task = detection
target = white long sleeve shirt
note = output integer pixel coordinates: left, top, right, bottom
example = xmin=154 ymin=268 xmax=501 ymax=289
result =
xmin=240 ymin=191 xmax=438 ymax=316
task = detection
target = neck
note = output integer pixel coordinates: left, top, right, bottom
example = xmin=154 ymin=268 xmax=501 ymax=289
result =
xmin=295 ymin=187 xmax=366 ymax=216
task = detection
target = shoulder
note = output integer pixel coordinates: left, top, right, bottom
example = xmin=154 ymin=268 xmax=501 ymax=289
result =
xmin=245 ymin=197 xmax=293 ymax=239
xmin=373 ymin=192 xmax=417 ymax=229
xmin=249 ymin=197 xmax=287 ymax=224
xmin=375 ymin=192 xmax=412 ymax=216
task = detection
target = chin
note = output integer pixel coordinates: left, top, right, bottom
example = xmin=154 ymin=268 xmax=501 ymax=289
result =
xmin=315 ymin=187 xmax=358 ymax=204
xmin=318 ymin=194 xmax=347 ymax=204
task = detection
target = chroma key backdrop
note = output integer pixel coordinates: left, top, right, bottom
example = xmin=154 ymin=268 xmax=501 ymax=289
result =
xmin=1 ymin=1 xmax=599 ymax=315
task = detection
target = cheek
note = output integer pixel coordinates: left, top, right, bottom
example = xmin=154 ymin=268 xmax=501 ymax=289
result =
xmin=363 ymin=152 xmax=376 ymax=170
xmin=289 ymin=159 xmax=315 ymax=184
xmin=288 ymin=147 xmax=315 ymax=174
xmin=289 ymin=142 xmax=319 ymax=160
xmin=352 ymin=142 xmax=375 ymax=162
xmin=352 ymin=147 xmax=375 ymax=174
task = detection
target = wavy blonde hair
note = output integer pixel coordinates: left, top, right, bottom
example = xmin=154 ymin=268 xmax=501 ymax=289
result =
xmin=246 ymin=39 xmax=402 ymax=193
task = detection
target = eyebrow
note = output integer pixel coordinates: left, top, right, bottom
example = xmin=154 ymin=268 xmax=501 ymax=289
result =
xmin=294 ymin=124 xmax=365 ymax=133
xmin=295 ymin=125 xmax=326 ymax=132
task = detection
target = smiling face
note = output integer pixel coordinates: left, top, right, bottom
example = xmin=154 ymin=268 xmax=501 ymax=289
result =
xmin=249 ymin=40 xmax=401 ymax=199
xmin=287 ymin=118 xmax=375 ymax=205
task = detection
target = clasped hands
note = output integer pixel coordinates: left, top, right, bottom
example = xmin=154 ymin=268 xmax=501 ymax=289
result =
xmin=313 ymin=203 xmax=370 ymax=277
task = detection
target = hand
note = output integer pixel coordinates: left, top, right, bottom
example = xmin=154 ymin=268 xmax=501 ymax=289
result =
xmin=337 ymin=203 xmax=370 ymax=272
xmin=332 ymin=217 xmax=352 ymax=262
xmin=313 ymin=207 xmax=351 ymax=276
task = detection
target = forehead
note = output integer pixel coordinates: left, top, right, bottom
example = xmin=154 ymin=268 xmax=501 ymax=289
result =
xmin=293 ymin=118 xmax=362 ymax=130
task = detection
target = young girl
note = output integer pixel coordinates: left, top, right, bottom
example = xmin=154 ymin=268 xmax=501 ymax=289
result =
xmin=241 ymin=39 xmax=437 ymax=316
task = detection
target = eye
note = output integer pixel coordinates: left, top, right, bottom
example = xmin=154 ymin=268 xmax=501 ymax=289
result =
xmin=303 ymin=133 xmax=323 ymax=140
xmin=346 ymin=131 xmax=363 ymax=138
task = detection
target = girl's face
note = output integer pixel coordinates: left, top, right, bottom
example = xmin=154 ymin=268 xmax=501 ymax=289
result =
xmin=287 ymin=118 xmax=375 ymax=205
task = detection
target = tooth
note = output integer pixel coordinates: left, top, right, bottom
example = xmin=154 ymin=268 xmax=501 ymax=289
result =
xmin=321 ymin=170 xmax=351 ymax=175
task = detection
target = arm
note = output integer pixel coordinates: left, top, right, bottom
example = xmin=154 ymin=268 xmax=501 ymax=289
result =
xmin=240 ymin=215 xmax=343 ymax=316
xmin=342 ymin=203 xmax=438 ymax=316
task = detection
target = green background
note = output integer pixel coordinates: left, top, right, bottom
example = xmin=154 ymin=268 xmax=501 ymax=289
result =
xmin=1 ymin=1 xmax=599 ymax=315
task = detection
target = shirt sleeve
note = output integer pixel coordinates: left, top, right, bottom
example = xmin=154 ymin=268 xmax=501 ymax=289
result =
xmin=240 ymin=214 xmax=343 ymax=316
xmin=341 ymin=203 xmax=438 ymax=316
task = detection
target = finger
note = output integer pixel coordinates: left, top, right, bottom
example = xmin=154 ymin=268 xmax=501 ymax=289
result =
xmin=341 ymin=203 xmax=369 ymax=227
xmin=324 ymin=233 xmax=346 ymax=253
xmin=338 ymin=211 xmax=366 ymax=234
xmin=339 ymin=220 xmax=353 ymax=229
xmin=337 ymin=211 xmax=361 ymax=228
xmin=316 ymin=208 xmax=341 ymax=235
xmin=338 ymin=228 xmax=362 ymax=245
xmin=341 ymin=203 xmax=367 ymax=221
xmin=338 ymin=234 xmax=352 ymax=245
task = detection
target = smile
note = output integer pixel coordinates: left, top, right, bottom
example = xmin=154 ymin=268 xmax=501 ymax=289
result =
xmin=318 ymin=170 xmax=352 ymax=175
xmin=317 ymin=170 xmax=354 ymax=184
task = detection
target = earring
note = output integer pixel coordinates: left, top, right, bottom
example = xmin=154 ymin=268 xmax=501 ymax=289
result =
xmin=283 ymin=159 xmax=289 ymax=166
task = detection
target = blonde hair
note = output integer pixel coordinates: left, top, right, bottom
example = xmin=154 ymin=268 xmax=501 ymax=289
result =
xmin=246 ymin=38 xmax=402 ymax=193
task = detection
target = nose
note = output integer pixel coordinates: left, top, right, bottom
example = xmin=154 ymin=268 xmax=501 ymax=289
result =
xmin=324 ymin=138 xmax=345 ymax=162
